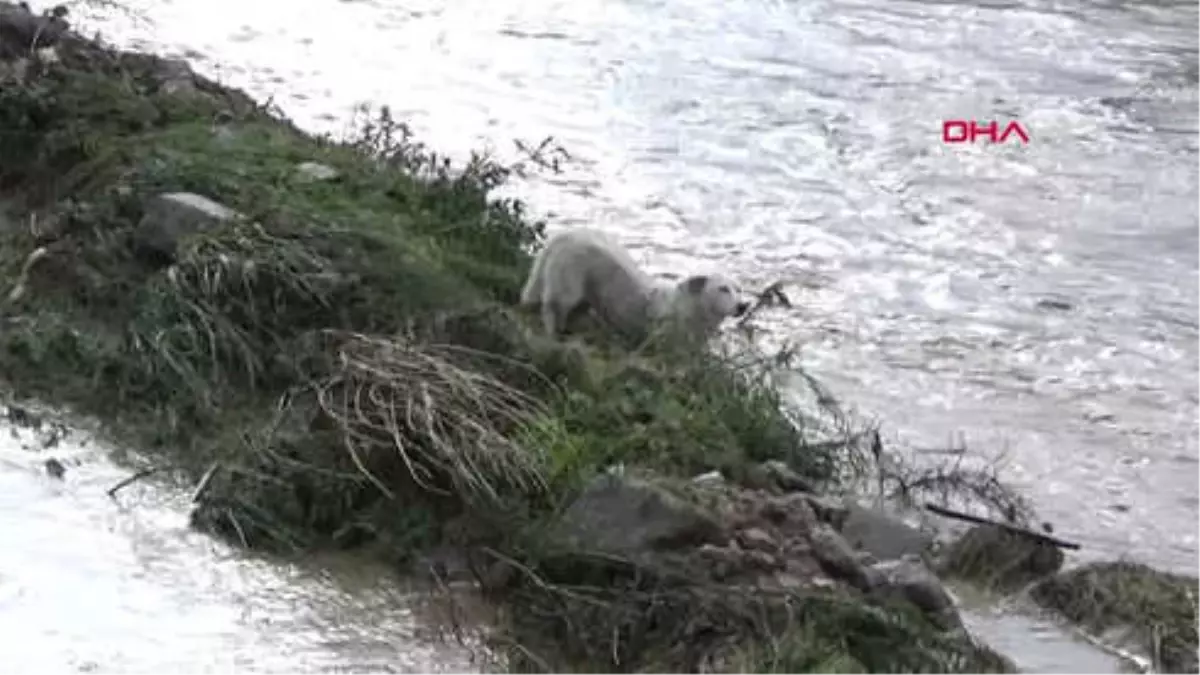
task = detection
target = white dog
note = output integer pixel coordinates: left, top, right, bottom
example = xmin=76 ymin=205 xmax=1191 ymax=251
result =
xmin=519 ymin=228 xmax=751 ymax=344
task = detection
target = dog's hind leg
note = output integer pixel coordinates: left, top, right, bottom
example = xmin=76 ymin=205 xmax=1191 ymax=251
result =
xmin=519 ymin=246 xmax=550 ymax=308
xmin=541 ymin=300 xmax=567 ymax=337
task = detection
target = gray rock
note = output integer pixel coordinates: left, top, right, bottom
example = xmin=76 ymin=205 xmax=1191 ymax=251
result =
xmin=551 ymin=473 xmax=722 ymax=559
xmin=691 ymin=470 xmax=724 ymax=486
xmin=804 ymin=493 xmax=850 ymax=530
xmin=744 ymin=460 xmax=814 ymax=493
xmin=810 ymin=524 xmax=871 ymax=590
xmin=44 ymin=457 xmax=65 ymax=480
xmin=745 ymin=549 xmax=782 ymax=571
xmin=295 ymin=161 xmax=340 ymax=183
xmin=761 ymin=492 xmax=819 ymax=532
xmin=155 ymin=58 xmax=196 ymax=95
xmin=869 ymin=557 xmax=962 ymax=632
xmin=841 ymin=503 xmax=934 ymax=562
xmin=697 ymin=543 xmax=741 ymax=580
xmin=134 ymin=192 xmax=241 ymax=264
xmin=738 ymin=527 xmax=777 ymax=553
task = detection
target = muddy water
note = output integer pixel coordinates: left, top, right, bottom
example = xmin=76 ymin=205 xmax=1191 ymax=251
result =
xmin=0 ymin=410 xmax=481 ymax=672
xmin=5 ymin=0 xmax=1197 ymax=671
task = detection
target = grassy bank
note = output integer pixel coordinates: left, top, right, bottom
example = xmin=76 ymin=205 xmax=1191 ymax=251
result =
xmin=3 ymin=5 xmax=1163 ymax=673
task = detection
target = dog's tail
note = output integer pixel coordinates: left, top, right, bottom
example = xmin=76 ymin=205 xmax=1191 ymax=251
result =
xmin=519 ymin=245 xmax=549 ymax=307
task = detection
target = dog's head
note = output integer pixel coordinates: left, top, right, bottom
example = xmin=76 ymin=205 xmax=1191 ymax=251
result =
xmin=678 ymin=273 xmax=752 ymax=325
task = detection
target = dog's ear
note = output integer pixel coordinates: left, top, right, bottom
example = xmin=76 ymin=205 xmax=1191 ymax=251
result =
xmin=680 ymin=275 xmax=709 ymax=295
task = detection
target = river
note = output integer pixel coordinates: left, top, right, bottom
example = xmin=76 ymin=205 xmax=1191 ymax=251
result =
xmin=5 ymin=0 xmax=1197 ymax=670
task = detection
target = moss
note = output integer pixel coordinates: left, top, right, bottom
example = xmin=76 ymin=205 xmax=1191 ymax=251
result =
xmin=1030 ymin=561 xmax=1199 ymax=673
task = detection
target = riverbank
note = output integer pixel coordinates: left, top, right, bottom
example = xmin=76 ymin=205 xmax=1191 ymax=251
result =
xmin=0 ymin=4 xmax=1194 ymax=672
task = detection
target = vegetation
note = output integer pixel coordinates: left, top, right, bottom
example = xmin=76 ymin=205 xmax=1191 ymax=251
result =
xmin=1031 ymin=561 xmax=1199 ymax=673
xmin=1 ymin=5 xmax=1164 ymax=674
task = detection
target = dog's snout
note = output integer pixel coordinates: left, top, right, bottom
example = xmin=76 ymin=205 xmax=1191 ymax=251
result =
xmin=735 ymin=301 xmax=751 ymax=317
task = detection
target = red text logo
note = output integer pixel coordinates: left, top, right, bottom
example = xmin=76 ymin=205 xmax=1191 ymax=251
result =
xmin=942 ymin=120 xmax=1030 ymax=145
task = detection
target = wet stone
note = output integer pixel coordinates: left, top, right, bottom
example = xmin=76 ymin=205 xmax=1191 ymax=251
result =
xmin=44 ymin=458 xmax=65 ymax=480
xmin=840 ymin=503 xmax=934 ymax=562
xmin=804 ymin=493 xmax=850 ymax=530
xmin=737 ymin=527 xmax=777 ymax=553
xmin=810 ymin=524 xmax=871 ymax=591
xmin=761 ymin=492 xmax=818 ymax=530
xmin=155 ymin=58 xmax=196 ymax=95
xmin=295 ymin=161 xmax=340 ymax=183
xmin=551 ymin=473 xmax=723 ymax=559
xmin=133 ymin=192 xmax=242 ymax=264
xmin=869 ymin=557 xmax=963 ymax=632
xmin=744 ymin=460 xmax=814 ymax=493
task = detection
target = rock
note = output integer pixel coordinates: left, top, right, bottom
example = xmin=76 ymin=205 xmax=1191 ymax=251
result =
xmin=134 ymin=192 xmax=242 ymax=264
xmin=804 ymin=493 xmax=850 ymax=530
xmin=154 ymin=58 xmax=196 ymax=95
xmin=691 ymin=470 xmax=724 ymax=486
xmin=744 ymin=460 xmax=814 ymax=493
xmin=551 ymin=473 xmax=723 ymax=560
xmin=697 ymin=543 xmax=741 ymax=580
xmin=295 ymin=161 xmax=340 ymax=183
xmin=937 ymin=524 xmax=1064 ymax=592
xmin=841 ymin=503 xmax=934 ymax=562
xmin=737 ymin=527 xmax=777 ymax=553
xmin=745 ymin=549 xmax=782 ymax=571
xmin=870 ymin=557 xmax=962 ymax=632
xmin=43 ymin=457 xmax=65 ymax=480
xmin=783 ymin=554 xmax=825 ymax=582
xmin=761 ymin=492 xmax=818 ymax=530
xmin=809 ymin=524 xmax=871 ymax=591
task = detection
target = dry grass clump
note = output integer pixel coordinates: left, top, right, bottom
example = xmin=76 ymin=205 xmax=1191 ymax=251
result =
xmin=1031 ymin=561 xmax=1199 ymax=674
xmin=313 ymin=331 xmax=550 ymax=507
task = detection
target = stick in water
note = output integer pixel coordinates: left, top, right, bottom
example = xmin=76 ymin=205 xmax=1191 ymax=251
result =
xmin=736 ymin=280 xmax=793 ymax=328
xmin=923 ymin=502 xmax=1082 ymax=551
xmin=107 ymin=468 xmax=159 ymax=499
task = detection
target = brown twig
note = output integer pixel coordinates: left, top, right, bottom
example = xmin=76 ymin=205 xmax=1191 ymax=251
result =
xmin=736 ymin=280 xmax=793 ymax=330
xmin=106 ymin=467 xmax=159 ymax=499
xmin=191 ymin=462 xmax=221 ymax=503
xmin=924 ymin=502 xmax=1081 ymax=550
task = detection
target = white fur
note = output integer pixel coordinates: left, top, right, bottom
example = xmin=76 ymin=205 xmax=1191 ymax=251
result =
xmin=519 ymin=228 xmax=750 ymax=344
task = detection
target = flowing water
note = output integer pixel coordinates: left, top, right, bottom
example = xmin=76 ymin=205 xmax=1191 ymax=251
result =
xmin=5 ymin=0 xmax=1198 ymax=670
xmin=0 ymin=410 xmax=483 ymax=672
